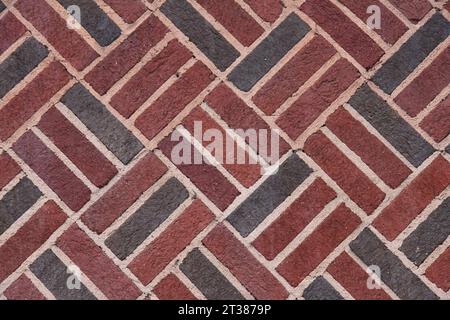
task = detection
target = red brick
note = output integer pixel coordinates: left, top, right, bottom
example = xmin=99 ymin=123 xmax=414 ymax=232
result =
xmin=197 ymin=0 xmax=264 ymax=46
xmin=183 ymin=107 xmax=261 ymax=188
xmin=327 ymin=252 xmax=391 ymax=300
xmin=203 ymin=224 xmax=288 ymax=300
xmin=0 ymin=201 xmax=67 ymax=283
xmin=253 ymin=36 xmax=336 ymax=115
xmin=244 ymin=0 xmax=283 ymax=23
xmin=103 ymin=0 xmax=146 ymax=24
xmin=420 ymin=95 xmax=450 ymax=143
xmin=57 ymin=224 xmax=141 ymax=299
xmin=425 ymin=246 xmax=450 ymax=291
xmin=82 ymin=153 xmax=167 ymax=234
xmin=4 ymin=274 xmax=46 ymax=300
xmin=15 ymin=0 xmax=98 ymax=71
xmin=0 ymin=61 xmax=71 ymax=141
xmin=373 ymin=156 xmax=450 ymax=241
xmin=111 ymin=40 xmax=192 ymax=118
xmin=0 ymin=12 xmax=27 ymax=55
xmin=326 ymin=107 xmax=412 ymax=188
xmin=340 ymin=0 xmax=407 ymax=45
xmin=277 ymin=204 xmax=361 ymax=286
xmin=206 ymin=83 xmax=289 ymax=161
xmin=129 ymin=200 xmax=214 ymax=285
xmin=13 ymin=131 xmax=91 ymax=211
xmin=85 ymin=16 xmax=168 ymax=95
xmin=395 ymin=47 xmax=450 ymax=117
xmin=388 ymin=0 xmax=431 ymax=23
xmin=277 ymin=59 xmax=359 ymax=140
xmin=301 ymin=0 xmax=384 ymax=69
xmin=253 ymin=178 xmax=336 ymax=260
xmin=136 ymin=61 xmax=214 ymax=140
xmin=38 ymin=107 xmax=118 ymax=188
xmin=0 ymin=152 xmax=20 ymax=190
xmin=304 ymin=132 xmax=386 ymax=214
xmin=159 ymin=136 xmax=240 ymax=211
xmin=153 ymin=274 xmax=196 ymax=300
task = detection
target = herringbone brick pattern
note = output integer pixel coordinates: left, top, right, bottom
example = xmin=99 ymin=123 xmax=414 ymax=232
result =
xmin=0 ymin=0 xmax=449 ymax=300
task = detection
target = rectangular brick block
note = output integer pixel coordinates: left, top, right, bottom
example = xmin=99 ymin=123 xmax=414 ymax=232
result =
xmin=85 ymin=15 xmax=168 ymax=95
xmin=426 ymin=246 xmax=450 ymax=292
xmin=0 ymin=12 xmax=27 ymax=55
xmin=244 ymin=0 xmax=283 ymax=23
xmin=253 ymin=178 xmax=336 ymax=260
xmin=203 ymin=224 xmax=288 ymax=300
xmin=388 ymin=0 xmax=431 ymax=23
xmin=228 ymin=13 xmax=310 ymax=91
xmin=0 ymin=201 xmax=67 ymax=283
xmin=277 ymin=59 xmax=359 ymax=140
xmin=4 ymin=274 xmax=46 ymax=300
xmin=57 ymin=224 xmax=141 ymax=299
xmin=227 ymin=154 xmax=312 ymax=237
xmin=327 ymin=252 xmax=391 ymax=300
xmin=304 ymin=132 xmax=386 ymax=214
xmin=161 ymin=0 xmax=239 ymax=71
xmin=38 ymin=107 xmax=118 ymax=188
xmin=135 ymin=61 xmax=214 ymax=141
xmin=303 ymin=276 xmax=343 ymax=300
xmin=82 ymin=153 xmax=167 ymax=234
xmin=301 ymin=0 xmax=384 ymax=69
xmin=15 ymin=0 xmax=98 ymax=71
xmin=420 ymin=95 xmax=450 ymax=143
xmin=0 ymin=152 xmax=20 ymax=190
xmin=253 ymin=36 xmax=336 ymax=115
xmin=102 ymin=0 xmax=146 ymax=24
xmin=373 ymin=156 xmax=450 ymax=241
xmin=0 ymin=61 xmax=70 ymax=141
xmin=326 ymin=107 xmax=411 ymax=188
xmin=129 ymin=200 xmax=214 ymax=285
xmin=13 ymin=131 xmax=91 ymax=211
xmin=111 ymin=40 xmax=192 ymax=118
xmin=276 ymin=204 xmax=361 ymax=286
xmin=153 ymin=274 xmax=196 ymax=300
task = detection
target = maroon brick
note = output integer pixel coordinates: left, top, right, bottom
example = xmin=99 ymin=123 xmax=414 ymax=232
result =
xmin=159 ymin=135 xmax=240 ymax=211
xmin=426 ymin=246 xmax=450 ymax=291
xmin=0 ymin=12 xmax=27 ymax=55
xmin=13 ymin=131 xmax=91 ymax=211
xmin=373 ymin=156 xmax=450 ymax=241
xmin=388 ymin=0 xmax=431 ymax=23
xmin=304 ymin=132 xmax=386 ymax=214
xmin=85 ymin=16 xmax=168 ymax=95
xmin=326 ymin=107 xmax=412 ymax=188
xmin=277 ymin=204 xmax=361 ymax=286
xmin=153 ymin=273 xmax=197 ymax=300
xmin=301 ymin=0 xmax=384 ymax=69
xmin=420 ymin=95 xmax=450 ymax=143
xmin=57 ymin=224 xmax=141 ymax=299
xmin=253 ymin=36 xmax=336 ymax=115
xmin=203 ymin=224 xmax=288 ymax=300
xmin=340 ymin=0 xmax=407 ymax=45
xmin=111 ymin=40 xmax=192 ymax=118
xmin=4 ymin=274 xmax=46 ymax=300
xmin=395 ymin=47 xmax=450 ymax=117
xmin=0 ymin=201 xmax=67 ymax=283
xmin=197 ymin=0 xmax=264 ymax=46
xmin=327 ymin=252 xmax=391 ymax=300
xmin=0 ymin=152 xmax=21 ymax=190
xmin=0 ymin=61 xmax=71 ymax=141
xmin=38 ymin=107 xmax=118 ymax=188
xmin=82 ymin=153 xmax=167 ymax=234
xmin=129 ymin=200 xmax=214 ymax=285
xmin=136 ymin=61 xmax=214 ymax=141
xmin=277 ymin=59 xmax=359 ymax=140
xmin=103 ymin=0 xmax=146 ymax=24
xmin=15 ymin=0 xmax=98 ymax=71
xmin=244 ymin=0 xmax=283 ymax=23
xmin=206 ymin=83 xmax=289 ymax=160
xmin=253 ymin=178 xmax=336 ymax=260
xmin=183 ymin=107 xmax=261 ymax=188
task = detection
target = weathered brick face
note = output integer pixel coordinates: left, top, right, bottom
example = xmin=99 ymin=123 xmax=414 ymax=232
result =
xmin=0 ymin=0 xmax=449 ymax=301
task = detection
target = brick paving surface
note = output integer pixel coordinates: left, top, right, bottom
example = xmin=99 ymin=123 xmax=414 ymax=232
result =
xmin=0 ymin=0 xmax=449 ymax=300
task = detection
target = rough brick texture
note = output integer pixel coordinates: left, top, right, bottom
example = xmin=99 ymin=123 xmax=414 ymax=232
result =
xmin=0 ymin=0 xmax=449 ymax=301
